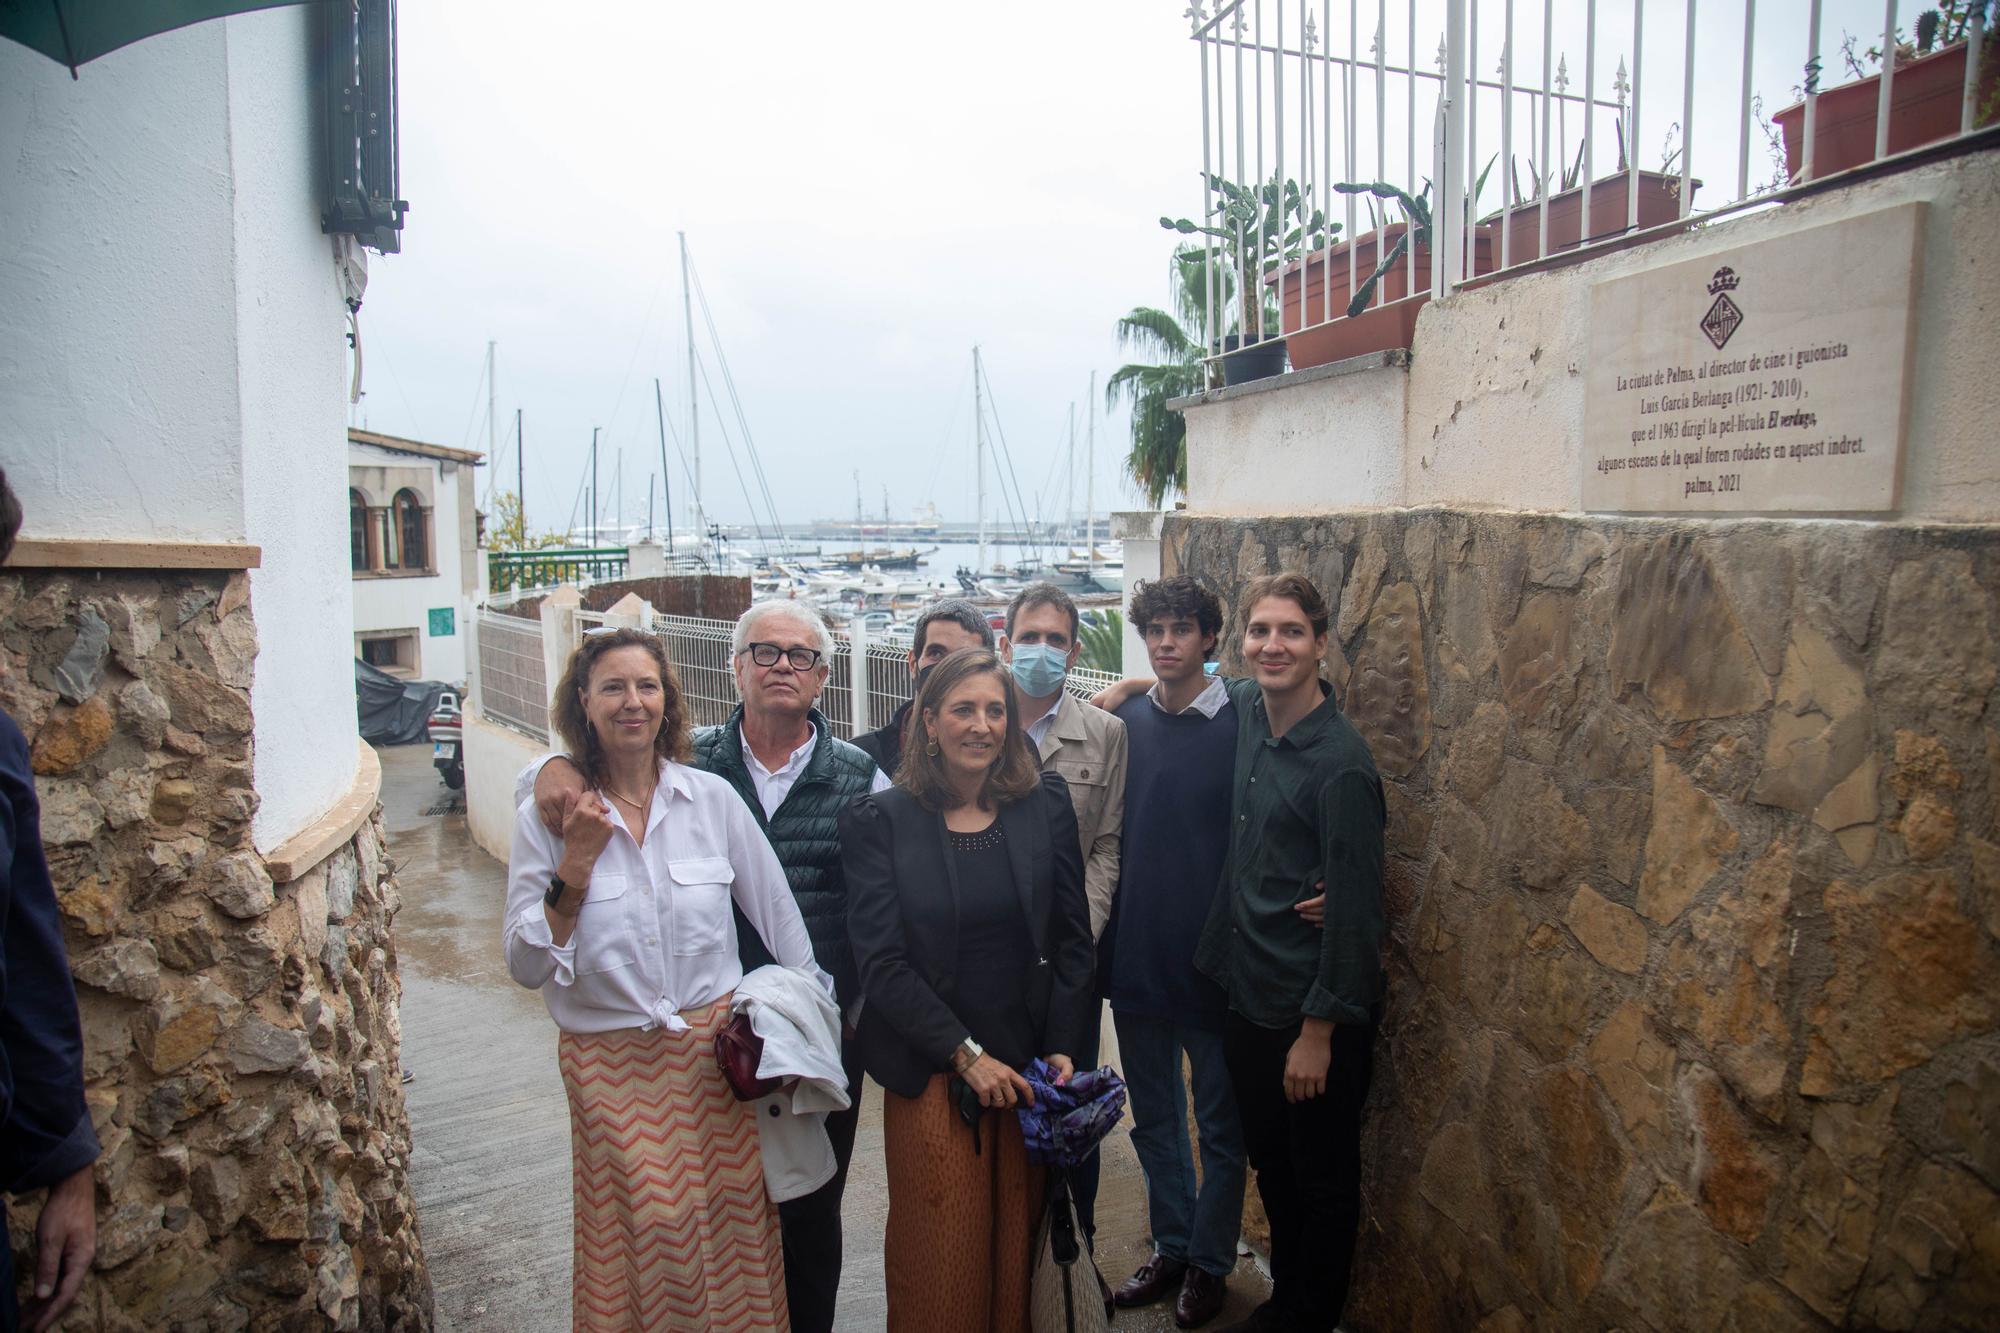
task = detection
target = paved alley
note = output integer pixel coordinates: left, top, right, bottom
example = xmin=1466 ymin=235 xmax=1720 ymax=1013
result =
xmin=381 ymin=741 xmax=1270 ymax=1331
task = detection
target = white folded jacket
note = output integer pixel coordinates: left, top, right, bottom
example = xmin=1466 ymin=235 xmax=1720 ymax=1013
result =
xmin=733 ymin=964 xmax=852 ymax=1202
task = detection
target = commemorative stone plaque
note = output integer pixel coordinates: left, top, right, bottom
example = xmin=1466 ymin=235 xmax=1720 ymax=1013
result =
xmin=1581 ymin=201 xmax=1923 ymax=513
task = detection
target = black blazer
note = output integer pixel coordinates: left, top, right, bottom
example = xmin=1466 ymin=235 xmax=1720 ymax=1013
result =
xmin=840 ymin=771 xmax=1095 ymax=1100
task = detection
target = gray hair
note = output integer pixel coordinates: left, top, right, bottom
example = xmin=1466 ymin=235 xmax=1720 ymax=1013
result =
xmin=731 ymin=601 xmax=835 ymax=663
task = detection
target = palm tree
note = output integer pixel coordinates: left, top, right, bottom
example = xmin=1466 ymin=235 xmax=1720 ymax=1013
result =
xmin=1106 ymin=245 xmax=1271 ymax=508
xmin=1105 ymin=246 xmax=1220 ymax=508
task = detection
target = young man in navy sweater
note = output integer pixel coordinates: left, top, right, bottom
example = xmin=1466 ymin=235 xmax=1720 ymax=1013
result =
xmin=1100 ymin=577 xmax=1246 ymax=1329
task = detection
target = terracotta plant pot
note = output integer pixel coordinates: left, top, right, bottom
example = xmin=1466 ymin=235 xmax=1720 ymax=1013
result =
xmin=1282 ymin=293 xmax=1430 ymax=371
xmin=1772 ymin=40 xmax=1999 ymax=180
xmin=1484 ymin=169 xmax=1692 ymax=264
xmin=1269 ymin=223 xmax=1495 ymax=370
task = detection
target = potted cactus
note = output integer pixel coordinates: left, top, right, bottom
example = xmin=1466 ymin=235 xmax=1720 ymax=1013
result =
xmin=1773 ymin=2 xmax=1999 ymax=179
xmin=1161 ymin=172 xmax=1336 ymax=384
xmin=1269 ymin=180 xmax=1496 ymax=370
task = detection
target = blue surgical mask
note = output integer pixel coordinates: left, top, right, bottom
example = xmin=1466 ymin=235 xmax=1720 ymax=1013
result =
xmin=1008 ymin=643 xmax=1069 ymax=698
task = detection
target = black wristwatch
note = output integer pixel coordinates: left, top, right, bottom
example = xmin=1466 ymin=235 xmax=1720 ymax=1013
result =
xmin=545 ymin=875 xmax=583 ymax=915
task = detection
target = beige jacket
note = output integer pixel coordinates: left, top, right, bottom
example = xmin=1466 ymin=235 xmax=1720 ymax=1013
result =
xmin=1033 ymin=694 xmax=1128 ymax=941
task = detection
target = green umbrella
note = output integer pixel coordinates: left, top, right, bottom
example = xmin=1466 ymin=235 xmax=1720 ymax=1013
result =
xmin=0 ymin=1 xmax=314 ymax=78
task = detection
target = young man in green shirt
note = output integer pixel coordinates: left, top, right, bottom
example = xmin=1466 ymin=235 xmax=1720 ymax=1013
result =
xmin=1194 ymin=572 xmax=1385 ymax=1333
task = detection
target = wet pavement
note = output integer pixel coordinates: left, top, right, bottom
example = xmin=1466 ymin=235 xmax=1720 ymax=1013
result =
xmin=380 ymin=741 xmax=1271 ymax=1331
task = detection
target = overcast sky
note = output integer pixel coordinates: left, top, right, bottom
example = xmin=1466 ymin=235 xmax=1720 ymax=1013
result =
xmin=353 ymin=0 xmax=1891 ymax=537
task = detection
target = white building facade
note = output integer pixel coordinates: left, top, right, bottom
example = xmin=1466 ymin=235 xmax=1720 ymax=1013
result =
xmin=0 ymin=6 xmax=432 ymax=1325
xmin=349 ymin=428 xmax=482 ymax=685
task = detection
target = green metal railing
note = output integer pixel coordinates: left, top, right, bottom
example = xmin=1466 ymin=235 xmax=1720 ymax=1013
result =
xmin=489 ymin=548 xmax=628 ymax=593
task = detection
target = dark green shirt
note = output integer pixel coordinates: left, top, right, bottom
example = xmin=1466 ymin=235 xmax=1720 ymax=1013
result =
xmin=1194 ymin=676 xmax=1385 ymax=1028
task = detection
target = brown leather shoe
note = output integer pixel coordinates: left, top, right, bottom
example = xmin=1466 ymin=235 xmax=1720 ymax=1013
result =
xmin=1112 ymin=1252 xmax=1189 ymax=1308
xmin=1174 ymin=1266 xmax=1228 ymax=1329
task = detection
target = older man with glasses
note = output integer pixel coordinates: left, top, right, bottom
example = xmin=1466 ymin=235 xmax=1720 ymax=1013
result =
xmin=524 ymin=602 xmax=887 ymax=1333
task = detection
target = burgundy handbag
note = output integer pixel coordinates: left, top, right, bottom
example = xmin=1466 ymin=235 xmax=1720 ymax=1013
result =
xmin=714 ymin=1011 xmax=781 ymax=1101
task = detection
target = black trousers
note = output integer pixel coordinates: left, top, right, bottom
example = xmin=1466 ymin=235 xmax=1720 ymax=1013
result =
xmin=775 ymin=1036 xmax=866 ymax=1333
xmin=1223 ymin=1012 xmax=1375 ymax=1332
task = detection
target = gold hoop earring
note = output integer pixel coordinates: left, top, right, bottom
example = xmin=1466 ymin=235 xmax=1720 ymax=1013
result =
xmin=925 ymin=736 xmax=940 ymax=757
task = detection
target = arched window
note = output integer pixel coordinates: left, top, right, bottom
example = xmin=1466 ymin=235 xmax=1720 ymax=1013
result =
xmin=393 ymin=489 xmax=428 ymax=571
xmin=349 ymin=490 xmax=370 ymax=571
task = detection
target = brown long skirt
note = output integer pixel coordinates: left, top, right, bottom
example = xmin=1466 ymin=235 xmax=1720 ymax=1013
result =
xmin=558 ymin=999 xmax=789 ymax=1332
xmin=882 ymin=1073 xmax=1047 ymax=1333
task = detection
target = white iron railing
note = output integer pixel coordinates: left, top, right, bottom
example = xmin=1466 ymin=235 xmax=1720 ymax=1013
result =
xmin=1184 ymin=0 xmax=1992 ymax=369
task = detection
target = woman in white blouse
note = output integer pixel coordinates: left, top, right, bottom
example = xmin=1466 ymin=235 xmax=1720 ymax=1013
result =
xmin=504 ymin=627 xmax=827 ymax=1333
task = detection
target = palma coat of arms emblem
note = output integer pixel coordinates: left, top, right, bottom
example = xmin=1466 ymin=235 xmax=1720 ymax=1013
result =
xmin=1701 ymin=266 xmax=1744 ymax=350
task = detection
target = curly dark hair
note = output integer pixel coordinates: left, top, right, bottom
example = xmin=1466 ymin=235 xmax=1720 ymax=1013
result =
xmin=1128 ymin=576 xmax=1224 ymax=659
xmin=897 ymin=648 xmax=1040 ymax=811
xmin=551 ymin=628 xmax=692 ymax=786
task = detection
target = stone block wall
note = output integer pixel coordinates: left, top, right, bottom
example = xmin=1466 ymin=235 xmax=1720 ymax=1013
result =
xmin=1163 ymin=510 xmax=1999 ymax=1330
xmin=0 ymin=569 xmax=431 ymax=1330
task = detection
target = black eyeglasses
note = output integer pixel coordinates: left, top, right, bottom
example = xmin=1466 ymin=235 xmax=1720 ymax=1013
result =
xmin=741 ymin=642 xmax=823 ymax=671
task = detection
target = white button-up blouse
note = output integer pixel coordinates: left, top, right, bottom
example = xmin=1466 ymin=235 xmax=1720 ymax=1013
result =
xmin=503 ymin=759 xmax=832 ymax=1033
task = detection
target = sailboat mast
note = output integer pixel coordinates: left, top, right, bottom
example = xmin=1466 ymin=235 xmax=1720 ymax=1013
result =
xmin=590 ymin=427 xmax=599 ymax=544
xmin=515 ymin=409 xmax=523 ymax=531
xmin=654 ymin=378 xmax=675 ymax=562
xmin=486 ymin=340 xmax=497 ymax=479
xmin=974 ymin=346 xmax=986 ymax=573
xmin=681 ymin=231 xmax=699 ymax=532
xmin=1085 ymin=371 xmax=1096 ymax=574
xmin=1065 ymin=403 xmax=1075 ymax=550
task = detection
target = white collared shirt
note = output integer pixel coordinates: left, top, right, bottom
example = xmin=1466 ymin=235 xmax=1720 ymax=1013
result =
xmin=503 ymin=759 xmax=833 ymax=1034
xmin=1023 ymin=687 xmax=1065 ymax=751
xmin=1148 ymin=673 xmax=1230 ymax=718
xmin=740 ymin=729 xmax=892 ymax=820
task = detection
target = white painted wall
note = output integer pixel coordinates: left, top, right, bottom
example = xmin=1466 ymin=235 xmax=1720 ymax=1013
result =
xmin=0 ymin=25 xmax=245 ymax=541
xmin=1 ymin=10 xmax=372 ymax=851
xmin=1181 ymin=149 xmax=2000 ymax=524
xmin=464 ymin=711 xmax=547 ymax=865
xmin=350 ymin=441 xmax=474 ymax=684
xmin=1111 ymin=510 xmax=1165 ymax=675
xmin=227 ymin=8 xmax=361 ymax=851
xmin=1187 ymin=357 xmax=1410 ymax=517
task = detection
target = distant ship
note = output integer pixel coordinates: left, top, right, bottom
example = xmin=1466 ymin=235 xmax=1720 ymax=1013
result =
xmin=823 ymin=546 xmax=935 ymax=571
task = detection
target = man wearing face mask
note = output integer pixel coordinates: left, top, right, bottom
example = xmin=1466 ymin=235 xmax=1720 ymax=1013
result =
xmin=1002 ymin=582 xmax=1127 ymax=1299
xmin=852 ymin=598 xmax=994 ymax=779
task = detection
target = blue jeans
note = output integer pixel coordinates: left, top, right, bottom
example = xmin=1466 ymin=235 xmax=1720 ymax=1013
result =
xmin=1111 ymin=1009 xmax=1247 ymax=1276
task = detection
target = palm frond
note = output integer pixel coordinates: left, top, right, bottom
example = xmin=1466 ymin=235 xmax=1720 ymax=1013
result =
xmin=1115 ymin=306 xmax=1198 ymax=361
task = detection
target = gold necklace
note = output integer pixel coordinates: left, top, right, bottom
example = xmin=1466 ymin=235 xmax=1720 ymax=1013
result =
xmin=601 ymin=778 xmax=657 ymax=812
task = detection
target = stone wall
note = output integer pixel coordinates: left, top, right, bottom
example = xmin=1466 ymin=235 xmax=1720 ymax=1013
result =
xmin=1 ymin=569 xmax=431 ymax=1330
xmin=1163 ymin=510 xmax=2000 ymax=1330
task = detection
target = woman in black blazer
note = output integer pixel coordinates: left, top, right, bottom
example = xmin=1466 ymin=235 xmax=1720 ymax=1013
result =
xmin=841 ymin=647 xmax=1094 ymax=1333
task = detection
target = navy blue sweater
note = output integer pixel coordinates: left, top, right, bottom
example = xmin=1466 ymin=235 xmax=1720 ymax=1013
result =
xmin=1 ymin=710 xmax=98 ymax=1197
xmin=1100 ymin=689 xmax=1236 ymax=1032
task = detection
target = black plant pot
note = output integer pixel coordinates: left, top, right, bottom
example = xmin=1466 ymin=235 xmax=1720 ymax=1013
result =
xmin=1217 ymin=333 xmax=1287 ymax=386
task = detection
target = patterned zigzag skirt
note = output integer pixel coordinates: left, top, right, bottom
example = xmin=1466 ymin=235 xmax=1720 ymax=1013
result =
xmin=558 ymin=999 xmax=790 ymax=1332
